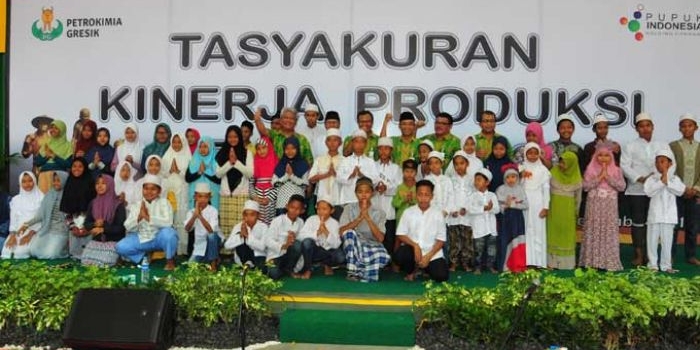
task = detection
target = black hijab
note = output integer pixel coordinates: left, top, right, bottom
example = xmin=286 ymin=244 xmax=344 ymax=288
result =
xmin=60 ymin=157 xmax=97 ymax=214
xmin=215 ymin=125 xmax=248 ymax=191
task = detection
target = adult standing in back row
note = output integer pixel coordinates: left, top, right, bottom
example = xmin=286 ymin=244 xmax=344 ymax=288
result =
xmin=420 ymin=112 xmax=461 ymax=171
xmin=254 ymin=108 xmax=314 ymax=167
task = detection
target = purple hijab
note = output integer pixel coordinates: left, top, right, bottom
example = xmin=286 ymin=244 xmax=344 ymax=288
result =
xmin=91 ymin=174 xmax=121 ymax=224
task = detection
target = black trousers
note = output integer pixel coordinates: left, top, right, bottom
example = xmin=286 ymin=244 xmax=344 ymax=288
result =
xmin=673 ymin=196 xmax=700 ymax=260
xmin=628 ymin=195 xmax=650 ymax=249
xmin=394 ymin=245 xmax=449 ymax=282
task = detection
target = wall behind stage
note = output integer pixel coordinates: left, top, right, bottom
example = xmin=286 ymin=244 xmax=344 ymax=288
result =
xmin=7 ymin=0 xmax=700 ymax=190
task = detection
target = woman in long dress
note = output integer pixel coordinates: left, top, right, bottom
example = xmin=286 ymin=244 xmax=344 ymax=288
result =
xmin=29 ymin=171 xmax=71 ymax=259
xmin=161 ymin=133 xmax=192 ymax=255
xmin=1 ymin=172 xmax=44 ymax=259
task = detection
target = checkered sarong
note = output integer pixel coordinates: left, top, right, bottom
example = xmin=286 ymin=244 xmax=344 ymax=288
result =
xmin=343 ymin=230 xmax=390 ymax=282
xmin=220 ymin=194 xmax=248 ymax=239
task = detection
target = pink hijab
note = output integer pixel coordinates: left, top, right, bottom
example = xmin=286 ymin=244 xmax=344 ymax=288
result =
xmin=525 ymin=122 xmax=553 ymax=161
xmin=584 ymin=144 xmax=623 ymax=190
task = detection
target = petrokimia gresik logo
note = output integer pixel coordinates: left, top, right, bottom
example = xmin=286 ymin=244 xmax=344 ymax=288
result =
xmin=32 ymin=7 xmax=63 ymax=41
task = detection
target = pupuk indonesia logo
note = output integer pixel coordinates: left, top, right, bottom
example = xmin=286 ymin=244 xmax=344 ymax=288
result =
xmin=32 ymin=7 xmax=63 ymax=41
xmin=619 ymin=4 xmax=645 ymax=41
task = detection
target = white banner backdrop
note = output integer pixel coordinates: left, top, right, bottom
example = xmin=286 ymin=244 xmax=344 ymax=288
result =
xmin=8 ymin=0 xmax=700 ymax=188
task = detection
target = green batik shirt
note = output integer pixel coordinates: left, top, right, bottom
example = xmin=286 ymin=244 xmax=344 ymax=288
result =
xmin=343 ymin=133 xmax=379 ymax=160
xmin=474 ymin=132 xmax=514 ymax=161
xmin=391 ymin=136 xmax=420 ymax=166
xmin=420 ymin=133 xmax=461 ymax=170
xmin=392 ymin=183 xmax=417 ymax=225
xmin=269 ymin=129 xmax=314 ymax=166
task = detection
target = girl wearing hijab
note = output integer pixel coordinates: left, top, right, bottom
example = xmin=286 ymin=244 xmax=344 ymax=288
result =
xmin=520 ymin=142 xmax=551 ymax=268
xmin=514 ymin=122 xmax=555 ymax=168
xmin=252 ymin=136 xmax=279 ymax=224
xmin=162 ymin=133 xmax=192 ymax=255
xmin=141 ymin=123 xmax=172 ymax=171
xmin=86 ymin=127 xmax=115 ymax=179
xmin=74 ymin=119 xmax=97 ymax=159
xmin=484 ymin=136 xmax=515 ymax=193
xmin=1 ymin=172 xmax=44 ymax=259
xmin=110 ymin=123 xmax=143 ymax=175
xmin=445 ymin=135 xmax=484 ymax=177
xmin=35 ymin=120 xmax=73 ymax=193
xmin=186 ymin=136 xmax=221 ymax=210
xmin=28 ymin=171 xmax=70 ymax=259
xmin=60 ymin=157 xmax=97 ymax=259
xmin=81 ymin=174 xmax=126 ymax=267
xmin=186 ymin=128 xmax=201 ymax=155
xmin=272 ymin=136 xmax=310 ymax=215
xmin=115 ymin=161 xmax=141 ymax=210
xmin=216 ymin=126 xmax=254 ymax=241
xmin=579 ymin=145 xmax=626 ymax=271
xmin=546 ymin=151 xmax=582 ymax=269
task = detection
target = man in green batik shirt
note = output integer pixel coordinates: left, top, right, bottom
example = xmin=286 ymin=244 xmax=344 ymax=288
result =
xmin=254 ymin=107 xmax=314 ymax=166
xmin=420 ymin=112 xmax=461 ymax=170
xmin=343 ymin=110 xmax=379 ymax=160
xmin=474 ymin=110 xmax=513 ymax=161
xmin=380 ymin=111 xmax=426 ymax=167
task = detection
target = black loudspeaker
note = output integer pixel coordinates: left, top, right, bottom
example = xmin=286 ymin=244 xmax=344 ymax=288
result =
xmin=63 ymin=288 xmax=176 ymax=350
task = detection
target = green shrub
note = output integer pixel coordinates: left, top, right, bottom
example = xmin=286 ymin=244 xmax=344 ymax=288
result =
xmin=417 ymin=268 xmax=700 ymax=349
xmin=0 ymin=261 xmax=282 ymax=331
xmin=0 ymin=261 xmax=123 ymax=331
xmin=162 ymin=262 xmax=282 ymax=327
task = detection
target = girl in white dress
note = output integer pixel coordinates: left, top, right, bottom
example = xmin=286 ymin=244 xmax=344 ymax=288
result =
xmin=161 ymin=133 xmax=192 ymax=255
xmin=1 ymin=172 xmax=44 ymax=259
xmin=519 ymin=142 xmax=551 ymax=268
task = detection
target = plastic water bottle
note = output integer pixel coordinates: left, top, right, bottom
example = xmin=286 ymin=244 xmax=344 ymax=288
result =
xmin=140 ymin=256 xmax=150 ymax=284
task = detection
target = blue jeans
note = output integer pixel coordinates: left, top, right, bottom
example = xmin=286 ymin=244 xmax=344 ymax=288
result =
xmin=299 ymin=238 xmax=346 ymax=273
xmin=267 ymin=241 xmax=303 ymax=280
xmin=191 ymin=234 xmax=222 ymax=263
xmin=116 ymin=228 xmax=178 ymax=263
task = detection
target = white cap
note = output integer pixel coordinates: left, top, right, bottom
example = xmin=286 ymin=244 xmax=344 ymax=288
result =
xmin=503 ymin=167 xmax=519 ymax=178
xmin=243 ymin=200 xmax=260 ymax=212
xmin=635 ymin=112 xmax=652 ymax=125
xmin=351 ymin=129 xmax=367 ymax=139
xmin=476 ymin=168 xmax=493 ymax=182
xmin=305 ymin=104 xmax=319 ymax=113
xmin=326 ymin=128 xmax=341 ymax=139
xmin=142 ymin=174 xmax=161 ymax=188
xmin=419 ymin=139 xmax=434 ymax=150
xmin=679 ymin=113 xmax=697 ymax=124
xmin=194 ymin=182 xmax=211 ymax=194
xmin=592 ymin=113 xmax=608 ymax=126
xmin=452 ymin=150 xmax=469 ymax=162
xmin=428 ymin=151 xmax=445 ymax=162
xmin=655 ymin=148 xmax=674 ymax=162
xmin=378 ymin=137 xmax=393 ymax=148
xmin=557 ymin=113 xmax=574 ymax=125
xmin=316 ymin=195 xmax=334 ymax=207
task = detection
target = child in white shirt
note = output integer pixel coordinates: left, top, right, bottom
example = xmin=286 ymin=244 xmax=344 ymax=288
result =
xmin=184 ymin=182 xmax=222 ymax=271
xmin=373 ymin=137 xmax=402 ymax=255
xmin=468 ymin=168 xmax=500 ymax=274
xmin=644 ymin=149 xmax=685 ymax=272
xmin=297 ymin=196 xmax=344 ymax=279
xmin=447 ymin=151 xmax=475 ymax=272
xmin=265 ymin=194 xmax=305 ymax=280
xmin=224 ymin=200 xmax=269 ymax=269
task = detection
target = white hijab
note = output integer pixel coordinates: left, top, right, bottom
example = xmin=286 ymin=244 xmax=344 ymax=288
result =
xmin=161 ymin=133 xmax=191 ymax=181
xmin=519 ymin=142 xmax=550 ymax=190
xmin=114 ymin=161 xmax=141 ymax=206
xmin=116 ymin=123 xmax=143 ymax=167
xmin=10 ymin=171 xmax=44 ymax=232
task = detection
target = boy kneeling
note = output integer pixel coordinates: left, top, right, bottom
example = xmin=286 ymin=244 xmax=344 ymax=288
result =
xmin=184 ymin=183 xmax=223 ymax=271
xmin=395 ymin=180 xmax=449 ymax=282
xmin=116 ymin=175 xmax=178 ymax=270
xmin=296 ymin=195 xmax=345 ymax=279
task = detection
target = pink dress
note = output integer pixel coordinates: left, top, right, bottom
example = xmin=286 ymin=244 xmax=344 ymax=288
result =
xmin=579 ymin=166 xmax=626 ymax=271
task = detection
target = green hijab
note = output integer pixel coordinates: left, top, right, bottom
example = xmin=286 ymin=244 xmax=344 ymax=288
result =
xmin=551 ymin=151 xmax=582 ymax=185
xmin=43 ymin=120 xmax=73 ymax=159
